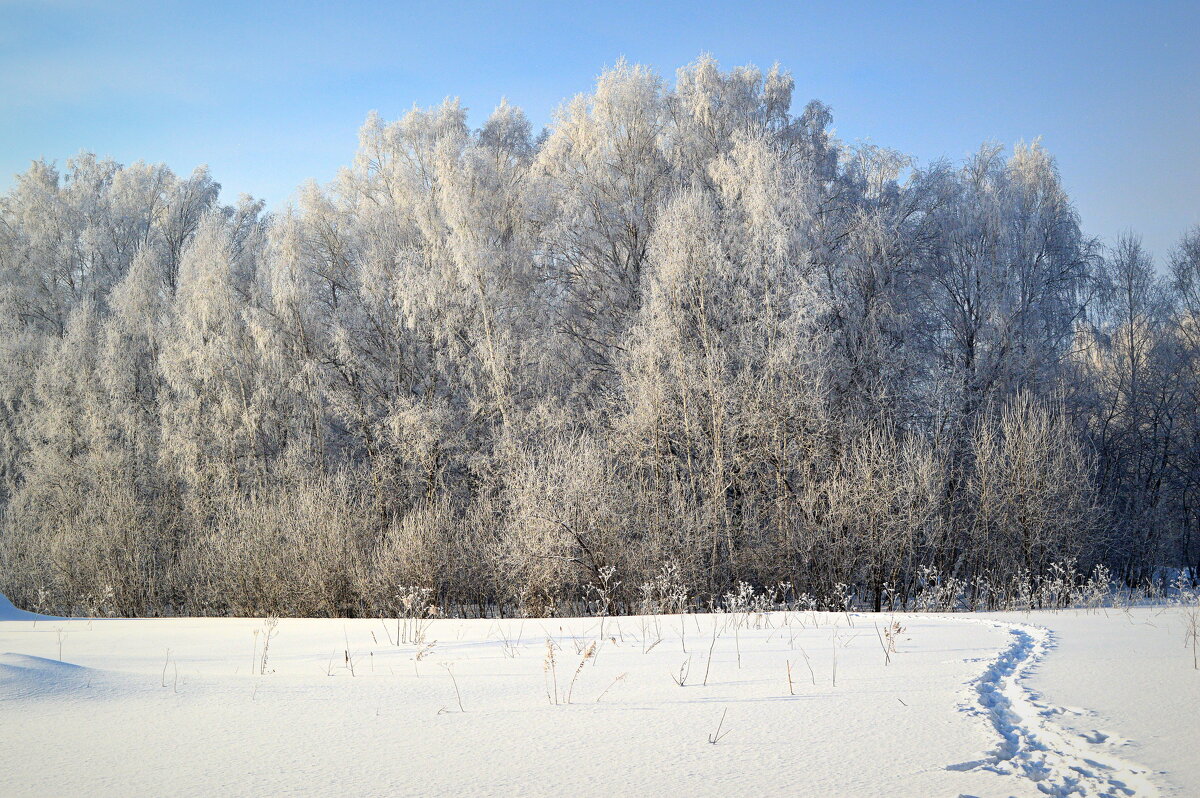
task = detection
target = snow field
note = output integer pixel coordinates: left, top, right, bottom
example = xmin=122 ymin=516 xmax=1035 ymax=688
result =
xmin=1 ymin=606 xmax=1195 ymax=796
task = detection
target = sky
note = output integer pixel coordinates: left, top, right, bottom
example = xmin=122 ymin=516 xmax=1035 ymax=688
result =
xmin=2 ymin=0 xmax=1197 ymax=264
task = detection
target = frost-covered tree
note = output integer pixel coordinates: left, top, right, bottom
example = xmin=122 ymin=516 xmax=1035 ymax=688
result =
xmin=920 ymin=143 xmax=1096 ymax=428
xmin=536 ymin=60 xmax=670 ymax=396
xmin=1 ymin=57 xmax=1195 ymax=616
xmin=159 ymin=206 xmax=269 ymax=495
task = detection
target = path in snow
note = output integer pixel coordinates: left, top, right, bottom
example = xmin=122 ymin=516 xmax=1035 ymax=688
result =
xmin=953 ymin=618 xmax=1162 ymax=797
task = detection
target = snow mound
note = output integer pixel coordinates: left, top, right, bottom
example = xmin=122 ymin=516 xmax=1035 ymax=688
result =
xmin=0 ymin=653 xmax=100 ymax=700
xmin=0 ymin=652 xmax=86 ymax=675
xmin=0 ymin=594 xmax=46 ymax=621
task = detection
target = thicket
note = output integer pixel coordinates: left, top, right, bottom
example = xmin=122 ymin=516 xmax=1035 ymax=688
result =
xmin=2 ymin=57 xmax=1199 ymax=617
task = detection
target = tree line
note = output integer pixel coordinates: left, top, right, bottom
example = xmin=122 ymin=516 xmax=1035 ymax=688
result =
xmin=1 ymin=56 xmax=1198 ymax=617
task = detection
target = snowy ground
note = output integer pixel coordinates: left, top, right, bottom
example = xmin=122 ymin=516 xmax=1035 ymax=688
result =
xmin=1 ymin=596 xmax=1196 ymax=796
xmin=994 ymin=607 xmax=1200 ymax=797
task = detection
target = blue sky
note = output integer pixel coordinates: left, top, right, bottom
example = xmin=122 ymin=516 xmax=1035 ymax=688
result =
xmin=2 ymin=0 xmax=1197 ymax=263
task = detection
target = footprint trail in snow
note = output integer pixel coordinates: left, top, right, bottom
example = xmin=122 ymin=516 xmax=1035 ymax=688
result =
xmin=955 ymin=619 xmax=1161 ymax=797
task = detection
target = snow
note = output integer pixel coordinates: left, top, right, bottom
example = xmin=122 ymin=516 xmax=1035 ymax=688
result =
xmin=954 ymin=618 xmax=1162 ymax=796
xmin=0 ymin=593 xmax=44 ymax=621
xmin=0 ymin=602 xmax=1195 ymax=796
xmin=994 ymin=608 xmax=1200 ymax=797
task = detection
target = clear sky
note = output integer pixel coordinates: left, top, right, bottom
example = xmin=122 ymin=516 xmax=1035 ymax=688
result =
xmin=2 ymin=0 xmax=1197 ymax=264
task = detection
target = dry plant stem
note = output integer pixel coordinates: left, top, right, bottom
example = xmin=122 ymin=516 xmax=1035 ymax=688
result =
xmin=343 ymin=627 xmax=355 ymax=677
xmin=543 ymin=639 xmax=559 ymax=705
xmin=381 ymin=620 xmax=395 ymax=647
xmin=258 ymin=617 xmax=279 ymax=675
xmin=670 ymin=656 xmax=691 ymax=687
xmin=797 ymin=646 xmax=815 ymax=685
xmin=566 ymin=642 xmax=596 ymax=702
xmin=414 ymin=640 xmax=436 ymax=677
xmin=874 ymin=623 xmax=891 ymax=666
xmin=707 ymin=708 xmax=731 ymax=744
xmin=591 ymin=638 xmax=603 ymax=666
xmin=786 ymin=660 xmax=794 ymax=696
xmin=442 ymin=664 xmax=464 ymax=712
xmin=703 ymin=620 xmax=719 ymax=686
xmin=596 ymin=672 xmax=627 ymax=703
xmin=496 ymin=622 xmax=522 ymax=659
xmin=832 ymin=629 xmax=839 ymax=687
xmin=1185 ymin=603 xmax=1199 ymax=669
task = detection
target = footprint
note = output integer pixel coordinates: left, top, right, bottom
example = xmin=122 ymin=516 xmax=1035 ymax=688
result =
xmin=1081 ymin=729 xmax=1129 ymax=746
